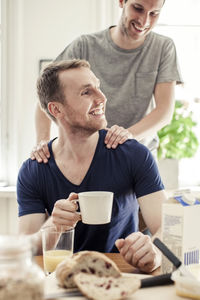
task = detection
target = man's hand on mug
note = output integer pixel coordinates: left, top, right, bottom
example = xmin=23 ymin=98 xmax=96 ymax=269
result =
xmin=52 ymin=193 xmax=81 ymax=231
xmin=115 ymin=232 xmax=161 ymax=273
xmin=105 ymin=125 xmax=133 ymax=149
xmin=30 ymin=140 xmax=50 ymax=163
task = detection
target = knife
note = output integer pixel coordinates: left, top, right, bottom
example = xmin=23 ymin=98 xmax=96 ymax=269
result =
xmin=153 ymin=238 xmax=195 ymax=279
xmin=140 ymin=273 xmax=173 ymax=288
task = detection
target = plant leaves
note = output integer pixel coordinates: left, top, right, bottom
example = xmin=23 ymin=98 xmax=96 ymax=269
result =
xmin=157 ymin=101 xmax=199 ymax=159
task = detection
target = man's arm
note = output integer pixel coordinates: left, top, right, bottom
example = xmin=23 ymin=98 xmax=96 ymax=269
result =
xmin=105 ymin=81 xmax=175 ymax=148
xmin=128 ymin=81 xmax=176 ymax=141
xmin=31 ymin=103 xmax=51 ymax=162
xmin=138 ymin=190 xmax=167 ymax=236
xmin=18 ymin=193 xmax=81 ymax=255
xmin=19 ymin=213 xmax=47 ymax=255
xmin=35 ymin=102 xmax=51 ymax=143
xmin=19 ymin=213 xmax=46 ymax=234
xmin=115 ymin=190 xmax=167 ymax=273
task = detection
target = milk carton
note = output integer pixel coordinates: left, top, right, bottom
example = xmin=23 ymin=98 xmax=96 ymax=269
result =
xmin=161 ymin=189 xmax=200 ymax=273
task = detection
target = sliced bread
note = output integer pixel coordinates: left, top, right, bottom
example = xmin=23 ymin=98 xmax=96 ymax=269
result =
xmin=74 ymin=273 xmax=141 ymax=300
xmin=56 ymin=251 xmax=121 ymax=288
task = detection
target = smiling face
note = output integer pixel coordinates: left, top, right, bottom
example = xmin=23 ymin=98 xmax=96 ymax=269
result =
xmin=119 ymin=0 xmax=164 ymax=45
xmin=58 ymin=67 xmax=107 ymax=134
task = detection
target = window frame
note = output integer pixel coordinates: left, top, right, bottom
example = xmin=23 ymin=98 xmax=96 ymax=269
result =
xmin=0 ymin=0 xmax=8 ymax=185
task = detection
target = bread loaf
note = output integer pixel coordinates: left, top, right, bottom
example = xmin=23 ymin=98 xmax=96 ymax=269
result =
xmin=74 ymin=273 xmax=141 ymax=300
xmin=56 ymin=251 xmax=121 ymax=288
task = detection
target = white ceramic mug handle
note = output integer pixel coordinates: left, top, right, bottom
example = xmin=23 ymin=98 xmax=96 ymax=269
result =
xmin=71 ymin=199 xmax=82 ymax=220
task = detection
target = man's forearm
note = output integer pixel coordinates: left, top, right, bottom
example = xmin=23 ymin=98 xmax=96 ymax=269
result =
xmin=35 ymin=102 xmax=51 ymax=143
xmin=128 ymin=82 xmax=175 ymax=141
xmin=21 ymin=215 xmax=54 ymax=255
xmin=128 ymin=107 xmax=172 ymax=142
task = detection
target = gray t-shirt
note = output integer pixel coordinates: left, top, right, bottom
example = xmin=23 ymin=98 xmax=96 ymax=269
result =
xmin=56 ymin=27 xmax=182 ymax=151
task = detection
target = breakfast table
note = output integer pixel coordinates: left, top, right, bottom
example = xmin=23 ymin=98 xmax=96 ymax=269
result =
xmin=34 ymin=253 xmax=160 ymax=275
xmin=34 ymin=253 xmax=188 ymax=300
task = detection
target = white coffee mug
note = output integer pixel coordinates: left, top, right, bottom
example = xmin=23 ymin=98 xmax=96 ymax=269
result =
xmin=78 ymin=191 xmax=113 ymax=225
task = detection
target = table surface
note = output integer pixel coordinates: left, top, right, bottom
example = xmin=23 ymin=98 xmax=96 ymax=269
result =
xmin=39 ymin=253 xmax=185 ymax=300
xmin=34 ymin=253 xmax=160 ymax=276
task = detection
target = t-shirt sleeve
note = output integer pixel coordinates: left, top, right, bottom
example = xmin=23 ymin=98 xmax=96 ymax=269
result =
xmin=17 ymin=160 xmax=46 ymax=217
xmin=131 ymin=144 xmax=164 ymax=198
xmin=157 ymin=38 xmax=183 ymax=84
xmin=55 ymin=35 xmax=87 ymax=61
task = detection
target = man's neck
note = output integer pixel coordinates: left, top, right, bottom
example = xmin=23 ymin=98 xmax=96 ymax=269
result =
xmin=110 ymin=26 xmax=145 ymax=50
xmin=51 ymin=130 xmax=100 ymax=186
xmin=52 ymin=130 xmax=99 ymax=163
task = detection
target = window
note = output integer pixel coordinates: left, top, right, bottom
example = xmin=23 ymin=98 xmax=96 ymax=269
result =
xmin=0 ymin=2 xmax=1 ymax=177
xmin=155 ymin=0 xmax=200 ymax=186
xmin=0 ymin=0 xmax=8 ymax=185
xmin=156 ymin=0 xmax=200 ymax=103
xmin=117 ymin=0 xmax=200 ymax=186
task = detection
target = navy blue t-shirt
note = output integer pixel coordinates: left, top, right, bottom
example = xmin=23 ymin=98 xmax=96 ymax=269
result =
xmin=17 ymin=130 xmax=164 ymax=252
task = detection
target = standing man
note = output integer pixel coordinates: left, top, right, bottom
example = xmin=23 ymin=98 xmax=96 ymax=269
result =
xmin=32 ymin=0 xmax=182 ymax=162
xmin=18 ymin=59 xmax=166 ymax=272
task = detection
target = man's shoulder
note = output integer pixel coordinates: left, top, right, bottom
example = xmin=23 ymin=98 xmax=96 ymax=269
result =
xmin=20 ymin=157 xmax=37 ymax=169
xmin=18 ymin=158 xmax=40 ymax=178
xmin=122 ymin=138 xmax=151 ymax=156
xmin=84 ymin=27 xmax=108 ymax=37
xmin=19 ymin=139 xmax=55 ymax=179
xmin=149 ymin=31 xmax=174 ymax=46
xmin=66 ymin=28 xmax=108 ymax=44
xmin=99 ymin=130 xmax=150 ymax=157
xmin=79 ymin=28 xmax=108 ymax=44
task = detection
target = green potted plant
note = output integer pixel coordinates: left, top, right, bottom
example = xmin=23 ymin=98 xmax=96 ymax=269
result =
xmin=157 ymin=100 xmax=199 ymax=189
xmin=158 ymin=100 xmax=199 ymax=159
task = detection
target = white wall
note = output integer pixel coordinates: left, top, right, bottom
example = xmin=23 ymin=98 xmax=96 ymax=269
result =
xmin=1 ymin=0 xmax=119 ymax=234
xmin=6 ymin=0 xmax=119 ymax=185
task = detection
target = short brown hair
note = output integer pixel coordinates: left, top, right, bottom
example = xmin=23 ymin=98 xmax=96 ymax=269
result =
xmin=37 ymin=59 xmax=90 ymax=121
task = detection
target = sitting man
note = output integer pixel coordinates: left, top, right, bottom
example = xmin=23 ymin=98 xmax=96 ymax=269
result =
xmin=17 ymin=59 xmax=166 ymax=273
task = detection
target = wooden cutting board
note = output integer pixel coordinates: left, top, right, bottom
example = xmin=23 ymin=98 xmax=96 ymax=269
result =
xmin=45 ymin=272 xmax=189 ymax=300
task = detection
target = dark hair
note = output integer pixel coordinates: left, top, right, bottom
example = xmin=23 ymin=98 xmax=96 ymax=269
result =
xmin=37 ymin=59 xmax=90 ymax=121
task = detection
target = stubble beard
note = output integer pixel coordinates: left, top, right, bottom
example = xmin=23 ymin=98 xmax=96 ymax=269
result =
xmin=119 ymin=12 xmax=130 ymax=38
xmin=119 ymin=10 xmax=149 ymax=42
xmin=63 ymin=102 xmax=107 ymax=136
xmin=68 ymin=118 xmax=107 ymax=137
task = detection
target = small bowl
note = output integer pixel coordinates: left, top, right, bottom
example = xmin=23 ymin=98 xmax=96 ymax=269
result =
xmin=172 ymin=264 xmax=200 ymax=299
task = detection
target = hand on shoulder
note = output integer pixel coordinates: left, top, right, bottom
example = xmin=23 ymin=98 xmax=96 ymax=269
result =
xmin=30 ymin=140 xmax=50 ymax=163
xmin=104 ymin=125 xmax=133 ymax=149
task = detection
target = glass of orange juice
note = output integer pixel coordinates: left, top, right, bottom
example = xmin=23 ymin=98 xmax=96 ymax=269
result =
xmin=41 ymin=226 xmax=74 ymax=275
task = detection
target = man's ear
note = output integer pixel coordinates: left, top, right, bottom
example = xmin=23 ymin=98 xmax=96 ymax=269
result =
xmin=48 ymin=101 xmax=62 ymax=119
